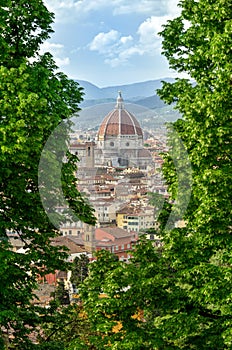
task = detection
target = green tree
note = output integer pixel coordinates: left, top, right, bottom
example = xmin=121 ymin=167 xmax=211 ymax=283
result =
xmin=79 ymin=239 xmax=176 ymax=349
xmin=37 ymin=253 xmax=118 ymax=350
xmin=72 ymin=0 xmax=232 ymax=349
xmin=53 ymin=281 xmax=70 ymax=306
xmin=70 ymin=254 xmax=90 ymax=290
xmin=39 ymin=303 xmax=96 ymax=350
xmin=0 ymin=1 xmax=95 ymax=348
xmin=155 ymin=0 xmax=232 ymax=347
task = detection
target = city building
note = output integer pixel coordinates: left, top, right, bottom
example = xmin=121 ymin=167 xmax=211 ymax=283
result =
xmin=69 ymin=141 xmax=95 ymax=168
xmin=116 ymin=204 xmax=158 ymax=232
xmin=94 ymin=92 xmax=152 ymax=169
xmin=95 ymin=227 xmax=138 ymax=261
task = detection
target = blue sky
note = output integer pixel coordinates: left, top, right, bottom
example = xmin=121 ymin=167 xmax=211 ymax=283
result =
xmin=43 ymin=0 xmax=181 ymax=87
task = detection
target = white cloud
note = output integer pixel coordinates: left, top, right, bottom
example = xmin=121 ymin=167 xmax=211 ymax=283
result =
xmin=43 ymin=0 xmax=182 ymax=79
xmin=104 ymin=57 xmax=121 ymax=67
xmin=138 ymin=17 xmax=163 ymax=41
xmin=89 ymin=30 xmax=119 ymax=53
xmin=137 ymin=15 xmax=170 ymax=50
xmin=105 ymin=46 xmax=143 ymax=67
xmin=89 ymin=30 xmax=138 ymax=67
xmin=40 ymin=42 xmax=64 ymax=55
xmin=55 ymin=57 xmax=70 ymax=66
xmin=44 ymin=0 xmax=180 ymax=23
xmin=88 ymin=13 xmax=175 ymax=68
xmin=39 ymin=42 xmax=70 ymax=67
xmin=112 ymin=0 xmax=179 ymax=16
xmin=44 ymin=0 xmax=110 ymax=23
xmin=120 ymin=35 xmax=133 ymax=44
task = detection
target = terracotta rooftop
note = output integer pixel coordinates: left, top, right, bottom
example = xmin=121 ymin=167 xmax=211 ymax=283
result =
xmin=96 ymin=236 xmax=136 ymax=247
xmin=95 ymin=227 xmax=132 ymax=239
xmin=50 ymin=236 xmax=86 ymax=254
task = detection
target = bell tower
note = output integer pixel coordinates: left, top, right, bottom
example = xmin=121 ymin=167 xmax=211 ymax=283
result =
xmin=83 ymin=224 xmax=95 ymax=253
xmin=85 ymin=141 xmax=95 ymax=168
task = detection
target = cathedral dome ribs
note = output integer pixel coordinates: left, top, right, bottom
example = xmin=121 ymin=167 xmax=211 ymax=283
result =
xmin=97 ymin=92 xmax=143 ymax=141
xmin=96 ymin=92 xmax=152 ymax=169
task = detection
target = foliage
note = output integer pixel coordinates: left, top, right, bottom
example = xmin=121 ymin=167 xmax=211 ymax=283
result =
xmin=37 ymin=302 xmax=97 ymax=350
xmin=79 ymin=239 xmax=177 ymax=349
xmin=156 ymin=0 xmax=232 ymax=347
xmin=143 ymin=143 xmax=151 ymax=147
xmin=70 ymin=254 xmax=90 ymax=289
xmin=67 ymin=0 xmax=232 ymax=349
xmin=52 ymin=281 xmax=70 ymax=306
xmin=148 ymin=192 xmax=173 ymax=231
xmin=0 ymin=1 xmax=95 ymax=348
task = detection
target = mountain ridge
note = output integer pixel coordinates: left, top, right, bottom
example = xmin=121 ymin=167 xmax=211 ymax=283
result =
xmin=72 ymin=78 xmax=180 ymax=131
xmin=75 ymin=78 xmax=175 ymax=102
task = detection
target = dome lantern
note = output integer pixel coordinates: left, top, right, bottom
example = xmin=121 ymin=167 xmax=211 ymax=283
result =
xmin=115 ymin=91 xmax=124 ymax=109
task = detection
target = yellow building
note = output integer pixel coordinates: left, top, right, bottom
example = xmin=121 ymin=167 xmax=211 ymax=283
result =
xmin=116 ymin=204 xmax=157 ymax=232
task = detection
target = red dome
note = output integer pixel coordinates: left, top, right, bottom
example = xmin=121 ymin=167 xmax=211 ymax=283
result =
xmin=98 ymin=92 xmax=143 ymax=141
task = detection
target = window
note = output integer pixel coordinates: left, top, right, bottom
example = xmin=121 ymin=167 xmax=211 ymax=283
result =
xmin=126 ymin=142 xmax=129 ymax=146
xmin=121 ymin=244 xmax=124 ymax=250
xmin=87 ymin=146 xmax=91 ymax=156
xmin=110 ymin=141 xmax=114 ymax=147
xmin=127 ymin=243 xmax=130 ymax=249
xmin=115 ymin=245 xmax=118 ymax=250
xmin=86 ymin=234 xmax=89 ymax=241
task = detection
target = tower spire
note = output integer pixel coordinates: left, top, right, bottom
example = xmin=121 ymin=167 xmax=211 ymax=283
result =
xmin=115 ymin=91 xmax=124 ymax=109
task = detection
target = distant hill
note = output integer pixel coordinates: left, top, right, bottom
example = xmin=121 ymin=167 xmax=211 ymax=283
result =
xmin=133 ymin=95 xmax=166 ymax=109
xmin=72 ymin=78 xmax=180 ymax=130
xmin=76 ymin=78 xmax=175 ymax=102
xmin=100 ymin=78 xmax=174 ymax=99
xmin=76 ymin=80 xmax=103 ymax=100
